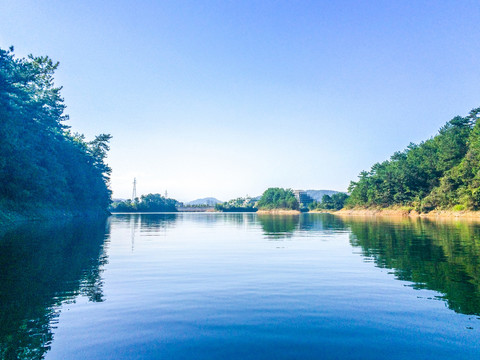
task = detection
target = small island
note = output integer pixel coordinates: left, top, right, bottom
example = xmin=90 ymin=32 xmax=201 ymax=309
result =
xmin=255 ymin=188 xmax=301 ymax=214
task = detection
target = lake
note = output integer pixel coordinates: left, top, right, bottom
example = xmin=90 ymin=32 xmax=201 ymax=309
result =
xmin=1 ymin=213 xmax=479 ymax=359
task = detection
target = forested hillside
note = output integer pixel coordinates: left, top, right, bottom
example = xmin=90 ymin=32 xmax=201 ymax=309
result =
xmin=0 ymin=47 xmax=111 ymax=221
xmin=347 ymin=107 xmax=480 ymax=211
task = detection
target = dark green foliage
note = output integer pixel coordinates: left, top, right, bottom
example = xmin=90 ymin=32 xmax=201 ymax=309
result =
xmin=346 ymin=107 xmax=480 ymax=211
xmin=257 ymin=188 xmax=299 ymax=210
xmin=423 ymin=109 xmax=480 ymax=210
xmin=110 ymin=194 xmax=178 ymax=212
xmin=215 ymin=197 xmax=257 ymax=212
xmin=0 ymin=47 xmax=111 ymax=216
xmin=309 ymin=193 xmax=349 ymax=211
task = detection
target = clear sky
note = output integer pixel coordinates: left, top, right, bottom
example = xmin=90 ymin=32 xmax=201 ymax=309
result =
xmin=1 ymin=1 xmax=479 ymax=201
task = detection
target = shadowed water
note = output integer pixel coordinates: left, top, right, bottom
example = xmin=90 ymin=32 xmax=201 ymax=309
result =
xmin=1 ymin=213 xmax=479 ymax=359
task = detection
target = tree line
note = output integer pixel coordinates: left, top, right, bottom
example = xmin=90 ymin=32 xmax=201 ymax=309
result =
xmin=110 ymin=194 xmax=178 ymax=212
xmin=346 ymin=108 xmax=480 ymax=211
xmin=9 ymin=42 xmax=476 ymax=216
xmin=214 ymin=188 xmax=300 ymax=212
xmin=309 ymin=193 xmax=349 ymax=211
xmin=214 ymin=197 xmax=257 ymax=212
xmin=0 ymin=47 xmax=112 ymax=218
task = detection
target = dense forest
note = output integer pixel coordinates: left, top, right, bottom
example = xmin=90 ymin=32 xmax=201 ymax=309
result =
xmin=0 ymin=47 xmax=112 ymax=221
xmin=346 ymin=107 xmax=480 ymax=212
xmin=110 ymin=194 xmax=178 ymax=212
xmin=257 ymin=188 xmax=299 ymax=210
xmin=309 ymin=193 xmax=349 ymax=211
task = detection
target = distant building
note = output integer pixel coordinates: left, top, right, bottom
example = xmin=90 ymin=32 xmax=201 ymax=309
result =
xmin=293 ymin=190 xmax=315 ymax=206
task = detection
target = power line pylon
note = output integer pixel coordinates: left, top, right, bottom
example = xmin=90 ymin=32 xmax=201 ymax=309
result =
xmin=132 ymin=178 xmax=137 ymax=201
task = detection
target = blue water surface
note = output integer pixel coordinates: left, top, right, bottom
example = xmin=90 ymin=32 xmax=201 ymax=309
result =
xmin=1 ymin=213 xmax=479 ymax=359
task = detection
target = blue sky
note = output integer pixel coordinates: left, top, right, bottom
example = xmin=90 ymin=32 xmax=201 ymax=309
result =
xmin=1 ymin=1 xmax=479 ymax=201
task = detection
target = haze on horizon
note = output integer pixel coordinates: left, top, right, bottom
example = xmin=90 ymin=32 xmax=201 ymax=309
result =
xmin=1 ymin=1 xmax=479 ymax=202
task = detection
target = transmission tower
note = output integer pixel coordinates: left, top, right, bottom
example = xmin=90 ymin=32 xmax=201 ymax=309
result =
xmin=132 ymin=178 xmax=137 ymax=201
xmin=165 ymin=190 xmax=168 ymax=198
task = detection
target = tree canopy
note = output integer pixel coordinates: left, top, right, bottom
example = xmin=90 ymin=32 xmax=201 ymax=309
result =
xmin=257 ymin=188 xmax=299 ymax=210
xmin=0 ymin=46 xmax=112 ymax=217
xmin=309 ymin=193 xmax=349 ymax=211
xmin=215 ymin=197 xmax=257 ymax=212
xmin=346 ymin=107 xmax=480 ymax=211
xmin=110 ymin=194 xmax=178 ymax=212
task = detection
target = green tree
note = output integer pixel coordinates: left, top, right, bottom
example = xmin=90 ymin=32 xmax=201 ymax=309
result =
xmin=257 ymin=188 xmax=299 ymax=210
xmin=110 ymin=194 xmax=178 ymax=212
xmin=346 ymin=107 xmax=477 ymax=211
xmin=310 ymin=193 xmax=349 ymax=210
xmin=0 ymin=46 xmax=112 ymax=218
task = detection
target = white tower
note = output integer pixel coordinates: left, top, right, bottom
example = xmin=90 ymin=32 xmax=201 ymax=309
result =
xmin=132 ymin=178 xmax=137 ymax=201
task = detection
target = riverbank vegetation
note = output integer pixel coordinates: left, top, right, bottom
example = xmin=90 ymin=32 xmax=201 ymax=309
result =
xmin=214 ymin=197 xmax=257 ymax=212
xmin=346 ymin=107 xmax=480 ymax=212
xmin=110 ymin=194 xmax=178 ymax=212
xmin=257 ymin=188 xmax=299 ymax=211
xmin=0 ymin=47 xmax=112 ymax=222
xmin=309 ymin=193 xmax=349 ymax=211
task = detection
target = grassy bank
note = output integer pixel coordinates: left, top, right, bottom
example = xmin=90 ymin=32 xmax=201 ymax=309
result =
xmin=335 ymin=207 xmax=480 ymax=219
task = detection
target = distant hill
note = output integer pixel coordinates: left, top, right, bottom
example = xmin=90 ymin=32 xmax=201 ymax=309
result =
xmin=186 ymin=197 xmax=223 ymax=206
xmin=305 ymin=190 xmax=339 ymax=202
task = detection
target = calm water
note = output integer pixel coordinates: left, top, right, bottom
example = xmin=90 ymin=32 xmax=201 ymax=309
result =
xmin=1 ymin=213 xmax=480 ymax=359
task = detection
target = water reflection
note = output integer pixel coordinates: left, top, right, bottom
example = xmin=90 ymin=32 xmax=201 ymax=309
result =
xmin=111 ymin=212 xmax=259 ymax=231
xmin=139 ymin=213 xmax=177 ymax=231
xmin=257 ymin=213 xmax=348 ymax=238
xmin=257 ymin=215 xmax=299 ymax=238
xmin=3 ymin=213 xmax=480 ymax=359
xmin=0 ymin=219 xmax=109 ymax=360
xmin=342 ymin=216 xmax=480 ymax=315
xmin=297 ymin=213 xmax=348 ymax=233
xmin=243 ymin=213 xmax=480 ymax=316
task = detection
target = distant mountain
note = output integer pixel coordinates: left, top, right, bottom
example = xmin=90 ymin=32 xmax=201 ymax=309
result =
xmin=304 ymin=190 xmax=339 ymax=202
xmin=186 ymin=197 xmax=223 ymax=206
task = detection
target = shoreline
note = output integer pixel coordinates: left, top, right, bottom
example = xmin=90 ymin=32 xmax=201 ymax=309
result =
xmin=256 ymin=209 xmax=301 ymax=215
xmin=0 ymin=207 xmax=109 ymax=230
xmin=334 ymin=208 xmax=480 ymax=220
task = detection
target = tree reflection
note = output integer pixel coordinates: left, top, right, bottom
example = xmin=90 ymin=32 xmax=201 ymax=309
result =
xmin=0 ymin=219 xmax=109 ymax=360
xmin=257 ymin=215 xmax=300 ymax=238
xmin=139 ymin=213 xmax=177 ymax=230
xmin=297 ymin=213 xmax=347 ymax=232
xmin=343 ymin=216 xmax=480 ymax=315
